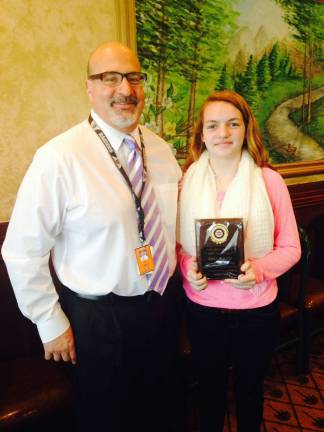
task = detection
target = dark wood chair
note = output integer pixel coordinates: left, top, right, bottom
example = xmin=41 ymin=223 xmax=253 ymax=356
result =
xmin=303 ymin=214 xmax=324 ymax=367
xmin=0 ymin=223 xmax=74 ymax=432
xmin=277 ymin=225 xmax=311 ymax=374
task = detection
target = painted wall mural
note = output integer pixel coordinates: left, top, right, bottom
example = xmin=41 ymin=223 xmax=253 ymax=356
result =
xmin=136 ymin=0 xmax=324 ymax=164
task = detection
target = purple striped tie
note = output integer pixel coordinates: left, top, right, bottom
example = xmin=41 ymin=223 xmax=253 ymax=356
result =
xmin=124 ymin=135 xmax=169 ymax=295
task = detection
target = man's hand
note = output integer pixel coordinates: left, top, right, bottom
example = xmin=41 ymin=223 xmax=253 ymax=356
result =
xmin=43 ymin=326 xmax=76 ymax=364
xmin=187 ymin=256 xmax=208 ymax=291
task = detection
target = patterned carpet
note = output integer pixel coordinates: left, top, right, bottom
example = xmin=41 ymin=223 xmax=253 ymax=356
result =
xmin=224 ymin=332 xmax=324 ymax=432
xmin=179 ymin=327 xmax=324 ymax=432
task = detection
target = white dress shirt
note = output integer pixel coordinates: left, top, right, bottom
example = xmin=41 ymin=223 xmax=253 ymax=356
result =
xmin=2 ymin=112 xmax=181 ymax=343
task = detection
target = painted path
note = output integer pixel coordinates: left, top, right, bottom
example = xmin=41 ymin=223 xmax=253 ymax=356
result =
xmin=265 ymin=86 xmax=324 ymax=161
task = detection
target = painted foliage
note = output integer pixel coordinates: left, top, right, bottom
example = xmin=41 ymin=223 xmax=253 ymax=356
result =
xmin=136 ymin=0 xmax=324 ymax=163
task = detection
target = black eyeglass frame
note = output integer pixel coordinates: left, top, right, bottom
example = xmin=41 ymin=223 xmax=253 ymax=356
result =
xmin=88 ymin=71 xmax=147 ymax=86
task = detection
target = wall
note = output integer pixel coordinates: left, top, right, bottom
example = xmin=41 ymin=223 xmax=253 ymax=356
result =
xmin=0 ymin=0 xmax=136 ymax=222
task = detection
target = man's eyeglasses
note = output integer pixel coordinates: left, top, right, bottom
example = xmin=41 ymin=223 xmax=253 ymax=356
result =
xmin=88 ymin=71 xmax=147 ymax=87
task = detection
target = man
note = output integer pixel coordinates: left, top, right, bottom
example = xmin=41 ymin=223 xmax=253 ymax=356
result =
xmin=2 ymin=42 xmax=182 ymax=432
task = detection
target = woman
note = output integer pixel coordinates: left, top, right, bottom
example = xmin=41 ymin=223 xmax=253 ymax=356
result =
xmin=178 ymin=90 xmax=301 ymax=432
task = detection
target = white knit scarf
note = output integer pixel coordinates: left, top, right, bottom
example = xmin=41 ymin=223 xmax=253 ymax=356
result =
xmin=179 ymin=150 xmax=274 ymax=260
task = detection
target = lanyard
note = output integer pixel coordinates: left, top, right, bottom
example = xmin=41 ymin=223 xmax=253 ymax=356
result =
xmin=88 ymin=115 xmax=147 ymax=244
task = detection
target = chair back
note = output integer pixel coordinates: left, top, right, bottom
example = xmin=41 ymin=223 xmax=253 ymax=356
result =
xmin=308 ymin=214 xmax=324 ymax=280
xmin=0 ymin=223 xmax=43 ymax=361
xmin=277 ymin=225 xmax=311 ymax=311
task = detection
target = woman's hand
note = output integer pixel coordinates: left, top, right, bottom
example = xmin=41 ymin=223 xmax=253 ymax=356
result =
xmin=224 ymin=261 xmax=256 ymax=289
xmin=187 ymin=256 xmax=208 ymax=291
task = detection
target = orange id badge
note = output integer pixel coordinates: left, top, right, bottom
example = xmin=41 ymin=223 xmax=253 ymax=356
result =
xmin=135 ymin=244 xmax=155 ymax=275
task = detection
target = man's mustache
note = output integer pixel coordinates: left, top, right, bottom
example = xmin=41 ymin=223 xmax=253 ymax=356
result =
xmin=111 ymin=95 xmax=138 ymax=106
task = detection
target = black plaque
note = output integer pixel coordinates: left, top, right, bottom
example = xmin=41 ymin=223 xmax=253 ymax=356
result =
xmin=195 ymin=218 xmax=244 ymax=280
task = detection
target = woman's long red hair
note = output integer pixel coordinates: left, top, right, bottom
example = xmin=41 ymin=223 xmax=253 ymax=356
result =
xmin=183 ymin=90 xmax=269 ymax=171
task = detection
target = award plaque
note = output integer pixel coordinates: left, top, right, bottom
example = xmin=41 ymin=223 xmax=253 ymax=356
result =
xmin=195 ymin=218 xmax=244 ymax=280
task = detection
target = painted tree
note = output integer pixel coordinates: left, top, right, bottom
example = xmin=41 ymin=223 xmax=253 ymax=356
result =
xmin=240 ymin=55 xmax=260 ymax=110
xmin=136 ymin=0 xmax=183 ymax=135
xmin=279 ymin=52 xmax=292 ymax=77
xmin=234 ymin=72 xmax=244 ymax=95
xmin=269 ymin=42 xmax=281 ymax=80
xmin=275 ymin=0 xmax=324 ymax=123
xmin=173 ymin=0 xmax=238 ymax=146
xmin=257 ymin=53 xmax=272 ymax=92
xmin=215 ymin=64 xmax=234 ymax=91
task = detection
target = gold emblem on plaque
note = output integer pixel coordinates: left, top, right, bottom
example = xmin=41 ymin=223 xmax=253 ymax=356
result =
xmin=210 ymin=223 xmax=229 ymax=244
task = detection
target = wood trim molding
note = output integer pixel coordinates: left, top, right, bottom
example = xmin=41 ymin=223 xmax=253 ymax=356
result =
xmin=114 ymin=0 xmax=137 ymax=51
xmin=275 ymin=160 xmax=324 ymax=179
xmin=0 ymin=222 xmax=7 ymax=242
xmin=288 ymin=181 xmax=324 ymax=209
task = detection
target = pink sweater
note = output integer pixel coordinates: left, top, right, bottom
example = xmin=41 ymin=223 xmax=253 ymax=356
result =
xmin=178 ymin=167 xmax=301 ymax=309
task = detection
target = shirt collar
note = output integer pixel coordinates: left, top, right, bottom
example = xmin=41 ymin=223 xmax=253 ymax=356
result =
xmin=91 ymin=110 xmax=140 ymax=152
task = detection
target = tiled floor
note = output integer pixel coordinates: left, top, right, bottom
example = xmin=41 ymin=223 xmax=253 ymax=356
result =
xmin=223 ymin=332 xmax=324 ymax=432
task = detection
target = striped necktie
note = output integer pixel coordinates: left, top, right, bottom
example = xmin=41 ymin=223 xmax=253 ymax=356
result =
xmin=123 ymin=134 xmax=169 ymax=295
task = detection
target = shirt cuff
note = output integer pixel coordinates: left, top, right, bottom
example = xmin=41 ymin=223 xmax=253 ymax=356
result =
xmin=37 ymin=308 xmax=70 ymax=343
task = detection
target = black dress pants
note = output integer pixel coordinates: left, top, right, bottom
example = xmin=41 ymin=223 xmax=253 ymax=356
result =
xmin=187 ymin=297 xmax=280 ymax=432
xmin=60 ymin=273 xmax=182 ymax=432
